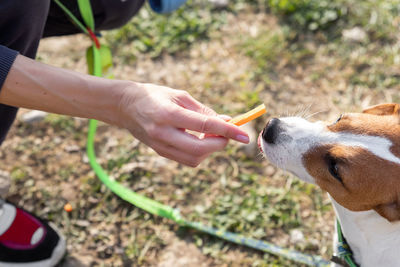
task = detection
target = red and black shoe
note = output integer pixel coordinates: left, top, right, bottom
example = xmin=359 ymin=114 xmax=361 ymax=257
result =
xmin=0 ymin=201 xmax=66 ymax=267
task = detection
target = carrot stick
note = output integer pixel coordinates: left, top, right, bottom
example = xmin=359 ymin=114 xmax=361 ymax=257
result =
xmin=229 ymin=104 xmax=266 ymax=126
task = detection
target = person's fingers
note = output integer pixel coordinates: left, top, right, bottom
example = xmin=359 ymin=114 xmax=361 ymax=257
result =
xmin=198 ymin=115 xmax=232 ymax=139
xmin=218 ymin=114 xmax=232 ymax=121
xmin=175 ymin=91 xmax=217 ymax=116
xmin=150 ymin=126 xmax=229 ymax=156
xmin=151 ymin=141 xmax=209 ymax=167
xmin=165 ymin=107 xmax=249 ymax=144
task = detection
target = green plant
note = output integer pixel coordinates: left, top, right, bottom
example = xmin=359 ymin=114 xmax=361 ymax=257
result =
xmin=10 ymin=167 xmax=28 ymax=181
xmin=105 ymin=2 xmax=225 ymax=60
xmin=241 ymin=27 xmax=290 ymax=83
xmin=266 ymin=0 xmax=400 ymax=40
xmin=339 ymin=0 xmax=400 ymax=41
xmin=268 ymin=0 xmax=345 ymax=31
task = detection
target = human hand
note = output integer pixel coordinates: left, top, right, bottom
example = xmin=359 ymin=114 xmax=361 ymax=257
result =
xmin=0 ymin=56 xmax=247 ymax=167
xmin=117 ymin=82 xmax=249 ymax=167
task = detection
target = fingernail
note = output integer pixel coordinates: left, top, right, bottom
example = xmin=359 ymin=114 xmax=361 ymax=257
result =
xmin=236 ymin=134 xmax=249 ymax=143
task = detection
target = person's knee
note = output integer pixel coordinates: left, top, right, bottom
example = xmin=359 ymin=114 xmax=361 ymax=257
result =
xmin=0 ymin=0 xmax=50 ymax=57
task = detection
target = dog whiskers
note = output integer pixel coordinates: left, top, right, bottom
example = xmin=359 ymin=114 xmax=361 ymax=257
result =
xmin=305 ymin=109 xmax=328 ymax=120
xmin=295 ymin=103 xmax=313 ymax=118
xmin=301 ymin=104 xmax=313 ymax=118
xmin=277 ymin=104 xmax=329 ymax=120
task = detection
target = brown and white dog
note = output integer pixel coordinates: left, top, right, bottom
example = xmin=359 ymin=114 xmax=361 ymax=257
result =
xmin=258 ymin=103 xmax=400 ymax=267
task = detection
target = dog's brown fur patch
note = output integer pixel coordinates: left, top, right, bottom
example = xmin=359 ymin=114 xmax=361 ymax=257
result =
xmin=303 ymin=104 xmax=400 ymax=221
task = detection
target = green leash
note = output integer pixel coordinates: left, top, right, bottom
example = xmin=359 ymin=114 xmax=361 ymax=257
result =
xmin=334 ymin=220 xmax=358 ymax=267
xmin=54 ymin=0 xmax=332 ymax=265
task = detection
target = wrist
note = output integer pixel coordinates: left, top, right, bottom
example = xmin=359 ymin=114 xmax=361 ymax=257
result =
xmin=113 ymin=80 xmax=144 ymax=129
xmin=93 ymin=79 xmax=133 ymax=127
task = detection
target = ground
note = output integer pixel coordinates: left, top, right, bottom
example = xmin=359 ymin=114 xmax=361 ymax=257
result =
xmin=1 ymin=1 xmax=399 ymax=266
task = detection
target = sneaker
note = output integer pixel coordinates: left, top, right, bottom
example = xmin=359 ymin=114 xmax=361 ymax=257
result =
xmin=0 ymin=201 xmax=66 ymax=267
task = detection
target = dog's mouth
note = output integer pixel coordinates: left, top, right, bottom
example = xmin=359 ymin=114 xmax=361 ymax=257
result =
xmin=257 ymin=131 xmax=263 ymax=152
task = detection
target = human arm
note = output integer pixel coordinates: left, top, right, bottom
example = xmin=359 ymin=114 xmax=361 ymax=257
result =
xmin=0 ymin=54 xmax=249 ymax=166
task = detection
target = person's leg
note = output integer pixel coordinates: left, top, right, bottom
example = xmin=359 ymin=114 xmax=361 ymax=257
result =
xmin=0 ymin=0 xmax=51 ymax=194
xmin=0 ymin=0 xmax=51 ymax=145
xmin=0 ymin=1 xmax=144 ymax=266
xmin=0 ymin=1 xmax=66 ymax=266
xmin=43 ymin=0 xmax=145 ymax=37
xmin=0 ymin=0 xmax=51 ymax=201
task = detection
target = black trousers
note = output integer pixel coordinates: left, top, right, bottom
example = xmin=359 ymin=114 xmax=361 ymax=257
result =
xmin=0 ymin=0 xmax=144 ymax=144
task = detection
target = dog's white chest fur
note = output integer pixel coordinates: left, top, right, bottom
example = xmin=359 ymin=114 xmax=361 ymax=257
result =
xmin=332 ymin=198 xmax=400 ymax=267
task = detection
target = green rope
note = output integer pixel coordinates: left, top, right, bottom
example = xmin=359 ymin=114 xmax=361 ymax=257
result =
xmin=53 ymin=0 xmax=88 ymax=34
xmin=77 ymin=0 xmax=95 ymax=30
xmin=87 ymin=118 xmax=330 ymax=266
xmin=336 ymin=220 xmax=358 ymax=267
xmin=54 ymin=1 xmax=332 ymax=266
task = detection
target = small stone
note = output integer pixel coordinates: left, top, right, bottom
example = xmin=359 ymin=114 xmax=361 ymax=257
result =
xmin=65 ymin=145 xmax=80 ymax=153
xmin=342 ymin=27 xmax=367 ymax=43
xmin=120 ymin=162 xmax=147 ymax=173
xmin=152 ymin=157 xmax=169 ymax=168
xmin=89 ymin=228 xmax=99 ymax=236
xmin=82 ymin=154 xmax=89 ymax=163
xmin=265 ymin=165 xmax=276 ymax=176
xmin=208 ymin=0 xmax=229 ymax=8
xmin=53 ymin=136 xmax=62 ymax=144
xmin=20 ymin=110 xmax=48 ymax=124
xmin=75 ymin=220 xmax=90 ymax=227
xmin=290 ymin=229 xmax=304 ymax=243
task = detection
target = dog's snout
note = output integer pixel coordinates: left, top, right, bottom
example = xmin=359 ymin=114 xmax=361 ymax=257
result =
xmin=262 ymin=118 xmax=282 ymax=144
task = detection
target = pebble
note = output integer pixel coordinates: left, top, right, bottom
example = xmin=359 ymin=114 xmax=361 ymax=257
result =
xmin=65 ymin=145 xmax=80 ymax=153
xmin=208 ymin=0 xmax=229 ymax=8
xmin=265 ymin=165 xmax=276 ymax=176
xmin=342 ymin=27 xmax=367 ymax=43
xmin=20 ymin=110 xmax=48 ymax=124
xmin=290 ymin=229 xmax=305 ymax=243
xmin=120 ymin=162 xmax=147 ymax=173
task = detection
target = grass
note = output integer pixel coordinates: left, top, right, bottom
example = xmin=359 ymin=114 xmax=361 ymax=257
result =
xmin=2 ymin=0 xmax=400 ymax=266
xmin=240 ymin=0 xmax=400 ymax=96
xmin=105 ymin=1 xmax=226 ymax=61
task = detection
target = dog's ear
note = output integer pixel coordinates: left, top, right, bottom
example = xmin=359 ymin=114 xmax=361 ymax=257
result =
xmin=363 ymin=103 xmax=400 ymax=116
xmin=374 ymin=202 xmax=400 ymax=222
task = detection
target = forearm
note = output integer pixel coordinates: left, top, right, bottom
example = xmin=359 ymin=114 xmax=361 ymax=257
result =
xmin=0 ymin=55 xmax=131 ymax=125
xmin=0 ymin=54 xmax=250 ymax=167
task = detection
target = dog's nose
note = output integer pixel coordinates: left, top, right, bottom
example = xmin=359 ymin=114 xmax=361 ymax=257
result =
xmin=262 ymin=118 xmax=281 ymax=144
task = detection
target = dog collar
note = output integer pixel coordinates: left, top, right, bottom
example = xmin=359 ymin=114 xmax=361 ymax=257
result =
xmin=331 ymin=219 xmax=359 ymax=267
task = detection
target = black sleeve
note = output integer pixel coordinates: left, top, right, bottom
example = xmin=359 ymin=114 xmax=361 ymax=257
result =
xmin=0 ymin=45 xmax=18 ymax=92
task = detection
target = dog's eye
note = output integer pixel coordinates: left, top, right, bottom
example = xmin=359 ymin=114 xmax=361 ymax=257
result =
xmin=326 ymin=156 xmax=342 ymax=183
xmin=332 ymin=114 xmax=343 ymax=125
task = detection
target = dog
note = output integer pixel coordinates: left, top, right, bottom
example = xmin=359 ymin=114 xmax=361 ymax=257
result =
xmin=258 ymin=103 xmax=400 ymax=267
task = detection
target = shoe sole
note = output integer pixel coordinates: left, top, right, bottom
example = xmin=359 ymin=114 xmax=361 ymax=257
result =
xmin=0 ymin=234 xmax=66 ymax=267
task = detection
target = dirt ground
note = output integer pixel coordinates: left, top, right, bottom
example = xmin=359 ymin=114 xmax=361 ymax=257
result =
xmin=1 ymin=6 xmax=399 ymax=267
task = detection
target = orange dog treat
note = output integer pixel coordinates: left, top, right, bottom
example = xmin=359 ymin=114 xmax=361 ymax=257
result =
xmin=229 ymin=104 xmax=266 ymax=126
